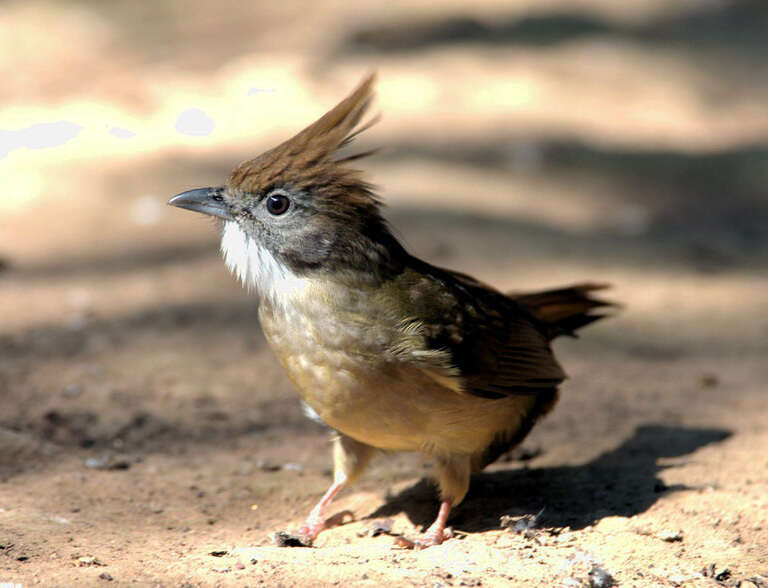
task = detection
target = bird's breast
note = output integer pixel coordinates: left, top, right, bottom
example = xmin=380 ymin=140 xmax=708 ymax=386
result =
xmin=257 ymin=285 xmax=540 ymax=457
xmin=258 ymin=283 xmax=386 ymax=395
xmin=258 ymin=288 xmax=417 ymax=448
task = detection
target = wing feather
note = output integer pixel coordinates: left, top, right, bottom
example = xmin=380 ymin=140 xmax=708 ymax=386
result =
xmin=390 ymin=262 xmax=567 ymax=399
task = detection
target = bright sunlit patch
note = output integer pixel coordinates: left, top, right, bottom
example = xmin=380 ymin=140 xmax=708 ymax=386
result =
xmin=0 ymin=171 xmax=44 ymax=213
xmin=379 ymin=74 xmax=439 ymax=113
xmin=107 ymin=125 xmax=136 ymax=139
xmin=247 ymin=86 xmax=276 ymax=95
xmin=129 ymin=195 xmax=165 ymax=226
xmin=174 ymin=108 xmax=215 ymax=137
xmin=0 ymin=120 xmax=82 ymax=159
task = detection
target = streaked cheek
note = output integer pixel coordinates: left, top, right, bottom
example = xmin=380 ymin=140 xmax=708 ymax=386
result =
xmin=282 ymin=224 xmax=337 ymax=270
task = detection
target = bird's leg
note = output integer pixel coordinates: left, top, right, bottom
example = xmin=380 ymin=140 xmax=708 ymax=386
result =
xmin=296 ymin=433 xmax=375 ymax=543
xmin=396 ymin=454 xmax=470 ymax=549
xmin=420 ymin=498 xmax=453 ymax=546
xmin=296 ymin=479 xmax=347 ymax=541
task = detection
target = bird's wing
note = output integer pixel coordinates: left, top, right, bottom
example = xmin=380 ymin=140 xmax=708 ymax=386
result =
xmin=389 ymin=263 xmax=566 ymax=399
xmin=456 ymin=314 xmax=566 ymax=399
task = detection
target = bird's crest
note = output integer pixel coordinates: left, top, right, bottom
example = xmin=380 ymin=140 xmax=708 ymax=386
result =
xmin=227 ymin=74 xmax=378 ymax=197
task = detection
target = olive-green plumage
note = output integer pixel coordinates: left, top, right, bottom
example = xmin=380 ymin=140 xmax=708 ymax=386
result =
xmin=169 ymin=74 xmax=613 ymax=547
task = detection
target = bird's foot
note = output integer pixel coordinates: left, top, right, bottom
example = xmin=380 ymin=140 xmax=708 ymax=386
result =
xmin=393 ymin=526 xmax=453 ymax=550
xmin=394 ymin=498 xmax=454 ymax=549
xmin=274 ymin=510 xmax=355 ymax=548
xmin=297 ymin=509 xmax=354 ymax=541
xmin=296 ymin=517 xmax=324 ymax=544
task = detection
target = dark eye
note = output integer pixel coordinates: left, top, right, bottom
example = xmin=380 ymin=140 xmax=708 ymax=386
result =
xmin=265 ymin=193 xmax=290 ymax=215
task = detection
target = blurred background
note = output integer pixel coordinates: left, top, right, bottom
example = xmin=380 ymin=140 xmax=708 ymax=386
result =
xmin=1 ymin=0 xmax=767 ymax=583
xmin=2 ymin=0 xmax=768 ymax=344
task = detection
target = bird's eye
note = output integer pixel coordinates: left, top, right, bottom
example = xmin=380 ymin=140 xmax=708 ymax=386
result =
xmin=265 ymin=193 xmax=290 ymax=215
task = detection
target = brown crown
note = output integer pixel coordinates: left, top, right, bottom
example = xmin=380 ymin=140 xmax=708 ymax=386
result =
xmin=227 ymin=74 xmax=378 ymax=200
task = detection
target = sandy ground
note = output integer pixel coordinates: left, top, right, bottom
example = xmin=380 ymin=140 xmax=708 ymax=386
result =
xmin=1 ymin=1 xmax=768 ymax=586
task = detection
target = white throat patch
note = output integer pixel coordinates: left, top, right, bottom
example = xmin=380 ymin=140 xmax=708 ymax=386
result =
xmin=220 ymin=221 xmax=309 ymax=305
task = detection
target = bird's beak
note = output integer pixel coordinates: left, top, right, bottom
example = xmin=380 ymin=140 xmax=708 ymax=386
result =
xmin=168 ymin=187 xmax=232 ymax=220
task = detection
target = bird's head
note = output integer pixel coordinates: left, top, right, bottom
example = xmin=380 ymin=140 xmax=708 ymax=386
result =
xmin=169 ymin=74 xmax=406 ymax=300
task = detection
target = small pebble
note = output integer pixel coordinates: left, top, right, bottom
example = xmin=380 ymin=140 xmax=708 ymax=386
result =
xmin=658 ymin=530 xmax=684 ymax=543
xmin=84 ymin=456 xmax=131 ymax=471
xmin=62 ymin=384 xmax=83 ymax=398
xmin=272 ymin=531 xmax=311 ymax=548
xmin=588 ymin=564 xmax=616 ymax=588
xmin=370 ymin=519 xmax=394 ymax=537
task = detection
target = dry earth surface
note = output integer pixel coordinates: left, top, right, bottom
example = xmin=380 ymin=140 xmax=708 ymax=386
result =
xmin=1 ymin=1 xmax=767 ymax=586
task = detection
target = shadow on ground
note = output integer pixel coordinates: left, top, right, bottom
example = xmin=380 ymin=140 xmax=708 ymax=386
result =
xmin=0 ymin=299 xmax=262 ymax=361
xmin=368 ymin=425 xmax=731 ymax=532
xmin=4 ymin=133 xmax=768 ymax=285
xmin=338 ymin=0 xmax=768 ymax=66
xmin=383 ymin=139 xmax=768 ymax=270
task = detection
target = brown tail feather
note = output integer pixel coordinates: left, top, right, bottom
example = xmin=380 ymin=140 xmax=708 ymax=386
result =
xmin=509 ymin=282 xmax=615 ymax=338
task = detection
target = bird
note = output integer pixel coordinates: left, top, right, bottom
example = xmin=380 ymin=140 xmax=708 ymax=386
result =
xmin=168 ymin=74 xmax=613 ymax=548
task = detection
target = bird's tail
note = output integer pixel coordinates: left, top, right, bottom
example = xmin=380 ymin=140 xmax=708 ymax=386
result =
xmin=509 ymin=282 xmax=615 ymax=338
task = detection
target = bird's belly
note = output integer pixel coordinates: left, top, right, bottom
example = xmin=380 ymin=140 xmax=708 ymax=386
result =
xmin=260 ymin=305 xmax=538 ymax=456
xmin=312 ymin=363 xmax=538 ymax=457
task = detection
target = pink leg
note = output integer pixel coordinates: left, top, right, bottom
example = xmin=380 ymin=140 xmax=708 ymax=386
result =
xmin=279 ymin=435 xmax=375 ymax=547
xmin=296 ymin=479 xmax=352 ymax=541
xmin=421 ymin=499 xmax=453 ymax=546
xmin=394 ymin=499 xmax=453 ymax=549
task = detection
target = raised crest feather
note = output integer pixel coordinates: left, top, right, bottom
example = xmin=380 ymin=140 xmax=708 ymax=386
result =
xmin=228 ymin=74 xmax=377 ymax=194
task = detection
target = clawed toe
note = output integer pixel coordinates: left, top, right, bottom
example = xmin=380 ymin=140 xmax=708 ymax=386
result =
xmin=296 ymin=519 xmax=324 ymax=543
xmin=286 ymin=510 xmax=356 ymax=547
xmin=393 ymin=527 xmax=453 ymax=550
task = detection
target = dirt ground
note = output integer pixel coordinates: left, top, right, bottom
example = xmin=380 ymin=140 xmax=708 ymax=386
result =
xmin=2 ymin=1 xmax=768 ymax=586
